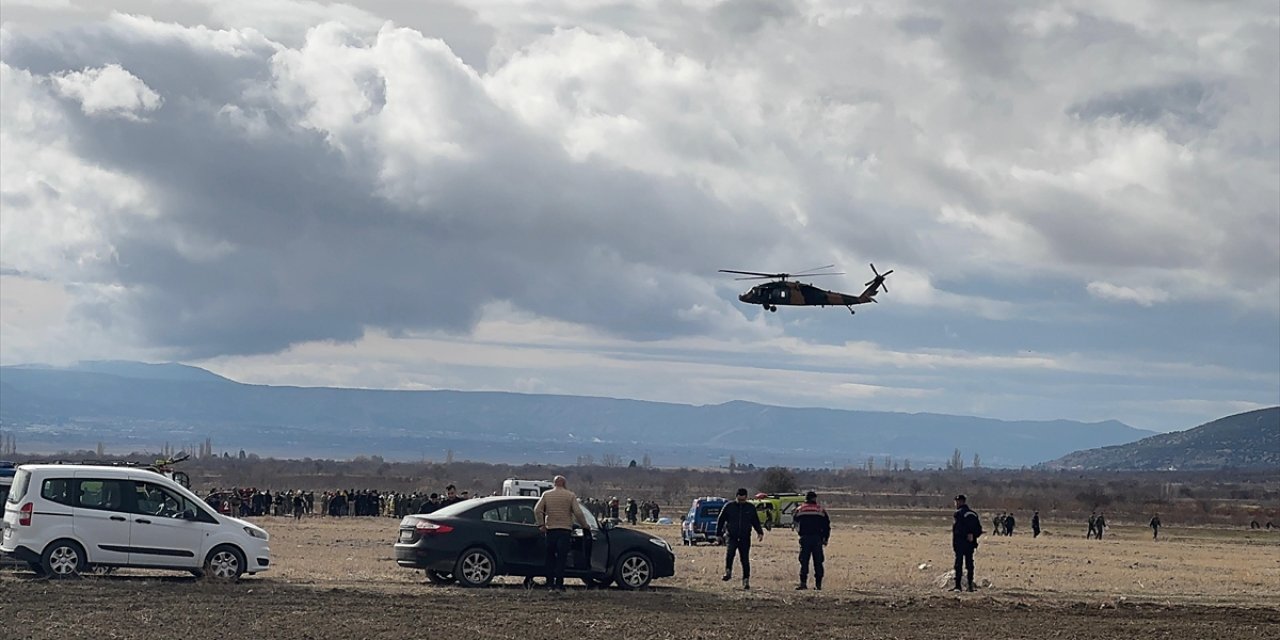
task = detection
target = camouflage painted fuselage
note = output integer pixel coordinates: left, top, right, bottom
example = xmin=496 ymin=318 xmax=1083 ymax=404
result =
xmin=738 ymin=280 xmax=876 ymax=307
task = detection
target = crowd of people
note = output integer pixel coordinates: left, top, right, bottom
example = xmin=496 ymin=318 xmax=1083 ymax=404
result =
xmin=202 ymin=484 xmax=479 ymax=519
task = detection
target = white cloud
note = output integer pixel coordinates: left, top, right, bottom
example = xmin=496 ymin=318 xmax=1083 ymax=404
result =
xmin=51 ymin=63 xmax=162 ymax=118
xmin=1086 ymin=281 xmax=1171 ymax=306
xmin=0 ymin=2 xmax=1275 ymax=432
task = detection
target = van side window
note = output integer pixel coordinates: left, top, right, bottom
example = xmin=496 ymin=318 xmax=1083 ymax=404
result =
xmin=41 ymin=478 xmax=75 ymax=506
xmin=76 ymin=479 xmax=129 ymax=511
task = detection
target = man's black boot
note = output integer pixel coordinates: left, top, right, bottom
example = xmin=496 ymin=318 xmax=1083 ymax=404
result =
xmin=722 ymin=570 xmax=732 ymax=582
xmin=815 ymin=577 xmax=822 ymax=591
xmin=795 ymin=578 xmax=808 ymax=590
xmin=967 ymin=579 xmax=976 ymax=592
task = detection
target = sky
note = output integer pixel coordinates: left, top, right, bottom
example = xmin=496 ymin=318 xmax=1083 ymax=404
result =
xmin=0 ymin=0 xmax=1277 ymax=433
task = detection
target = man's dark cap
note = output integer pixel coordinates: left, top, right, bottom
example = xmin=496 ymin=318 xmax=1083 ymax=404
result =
xmin=954 ymin=494 xmax=967 ymax=501
xmin=736 ymin=488 xmax=748 ymax=496
xmin=805 ymin=491 xmax=817 ymax=502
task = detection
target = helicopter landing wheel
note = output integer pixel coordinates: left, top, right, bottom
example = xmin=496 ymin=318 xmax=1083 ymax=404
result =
xmin=768 ymin=305 xmax=777 ymax=312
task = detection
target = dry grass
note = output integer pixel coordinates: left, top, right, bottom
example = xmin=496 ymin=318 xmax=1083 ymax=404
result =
xmin=251 ymin=511 xmax=1280 ymax=607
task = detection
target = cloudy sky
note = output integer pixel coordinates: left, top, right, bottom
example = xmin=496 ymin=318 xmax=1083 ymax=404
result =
xmin=1 ymin=0 xmax=1276 ymax=432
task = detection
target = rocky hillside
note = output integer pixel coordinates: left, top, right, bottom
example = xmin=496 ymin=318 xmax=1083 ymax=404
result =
xmin=1042 ymin=407 xmax=1279 ymax=470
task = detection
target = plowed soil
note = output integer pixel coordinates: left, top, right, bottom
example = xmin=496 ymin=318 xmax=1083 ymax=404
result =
xmin=3 ymin=514 xmax=1278 ymax=640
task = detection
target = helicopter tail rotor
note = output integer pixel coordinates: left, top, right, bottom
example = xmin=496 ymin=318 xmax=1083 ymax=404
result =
xmin=865 ymin=263 xmax=894 ymax=293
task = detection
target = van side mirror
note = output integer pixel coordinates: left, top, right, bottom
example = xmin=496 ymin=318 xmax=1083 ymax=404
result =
xmin=602 ymin=519 xmax=614 ymax=531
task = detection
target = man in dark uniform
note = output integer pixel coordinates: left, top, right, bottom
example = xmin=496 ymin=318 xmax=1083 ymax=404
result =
xmin=951 ymin=494 xmax=983 ymax=592
xmin=793 ymin=491 xmax=831 ymax=590
xmin=1150 ymin=513 xmax=1161 ymax=539
xmin=717 ymin=488 xmax=765 ymax=590
xmin=1031 ymin=511 xmax=1041 ymax=538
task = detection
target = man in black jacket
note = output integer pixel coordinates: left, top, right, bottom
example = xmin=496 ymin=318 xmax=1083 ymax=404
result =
xmin=951 ymin=494 xmax=983 ymax=592
xmin=793 ymin=491 xmax=831 ymax=590
xmin=717 ymin=488 xmax=765 ymax=590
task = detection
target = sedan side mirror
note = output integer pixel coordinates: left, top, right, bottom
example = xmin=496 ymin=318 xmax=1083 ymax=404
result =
xmin=181 ymin=509 xmax=197 ymax=520
xmin=601 ymin=519 xmax=615 ymax=531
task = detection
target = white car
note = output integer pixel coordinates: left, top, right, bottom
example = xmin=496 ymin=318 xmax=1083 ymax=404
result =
xmin=1 ymin=464 xmax=270 ymax=580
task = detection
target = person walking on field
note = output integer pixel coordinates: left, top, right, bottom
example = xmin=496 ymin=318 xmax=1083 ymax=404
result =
xmin=1095 ymin=512 xmax=1107 ymax=540
xmin=533 ymin=475 xmax=590 ymax=592
xmin=793 ymin=491 xmax=831 ymax=590
xmin=951 ymin=494 xmax=984 ymax=592
xmin=1031 ymin=511 xmax=1041 ymax=538
xmin=718 ymin=488 xmax=765 ymax=590
xmin=1150 ymin=513 xmax=1161 ymax=540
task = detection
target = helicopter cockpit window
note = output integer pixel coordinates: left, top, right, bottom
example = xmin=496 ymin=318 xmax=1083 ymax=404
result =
xmin=774 ymin=289 xmax=788 ymax=300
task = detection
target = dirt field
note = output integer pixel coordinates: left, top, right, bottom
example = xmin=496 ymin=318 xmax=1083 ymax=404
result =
xmin=3 ymin=513 xmax=1278 ymax=639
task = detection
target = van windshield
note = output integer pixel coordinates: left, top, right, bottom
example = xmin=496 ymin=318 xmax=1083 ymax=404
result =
xmin=6 ymin=469 xmax=29 ymax=504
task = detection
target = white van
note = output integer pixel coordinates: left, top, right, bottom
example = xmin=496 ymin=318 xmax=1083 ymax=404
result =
xmin=1 ymin=464 xmax=270 ymax=580
xmin=501 ymin=478 xmax=553 ymax=497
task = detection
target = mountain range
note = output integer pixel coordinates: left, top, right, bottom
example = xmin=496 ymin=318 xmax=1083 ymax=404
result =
xmin=0 ymin=361 xmax=1163 ymax=468
xmin=1043 ymin=407 xmax=1279 ymax=470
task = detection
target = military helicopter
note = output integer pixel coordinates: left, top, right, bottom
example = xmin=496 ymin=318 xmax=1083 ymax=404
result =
xmin=720 ymin=263 xmax=893 ymax=314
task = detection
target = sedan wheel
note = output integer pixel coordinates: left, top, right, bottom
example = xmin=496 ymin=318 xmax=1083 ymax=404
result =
xmin=614 ymin=552 xmax=653 ymax=590
xmin=454 ymin=548 xmax=496 ymax=588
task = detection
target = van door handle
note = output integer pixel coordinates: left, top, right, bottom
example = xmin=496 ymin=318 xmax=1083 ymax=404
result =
xmin=494 ymin=532 xmax=510 ymax=537
xmin=134 ymin=518 xmax=151 ymax=524
xmin=110 ymin=516 xmax=126 ymax=522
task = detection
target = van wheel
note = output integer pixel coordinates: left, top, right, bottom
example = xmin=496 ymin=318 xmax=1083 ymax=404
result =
xmin=614 ymin=552 xmax=653 ymax=590
xmin=42 ymin=540 xmax=87 ymax=578
xmin=454 ymin=548 xmax=496 ymax=587
xmin=204 ymin=545 xmax=246 ymax=581
xmin=425 ymin=569 xmax=455 ymax=585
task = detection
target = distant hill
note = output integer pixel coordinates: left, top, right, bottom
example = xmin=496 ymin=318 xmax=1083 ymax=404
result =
xmin=0 ymin=362 xmax=1157 ymax=467
xmin=1042 ymin=407 xmax=1280 ymax=470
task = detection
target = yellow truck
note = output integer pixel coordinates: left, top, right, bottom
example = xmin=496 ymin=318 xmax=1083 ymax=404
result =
xmin=748 ymin=493 xmax=807 ymax=530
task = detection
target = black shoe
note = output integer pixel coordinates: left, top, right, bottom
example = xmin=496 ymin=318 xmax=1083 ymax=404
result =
xmin=967 ymin=583 xmax=976 ymax=592
xmin=815 ymin=580 xmax=822 ymax=591
xmin=795 ymin=582 xmax=808 ymax=590
xmin=742 ymin=578 xmax=750 ymax=591
xmin=950 ymin=585 xmax=963 ymax=592
xmin=722 ymin=572 xmax=732 ymax=582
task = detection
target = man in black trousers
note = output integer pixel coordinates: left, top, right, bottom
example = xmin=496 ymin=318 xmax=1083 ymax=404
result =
xmin=717 ymin=488 xmax=765 ymax=590
xmin=951 ymin=494 xmax=984 ymax=592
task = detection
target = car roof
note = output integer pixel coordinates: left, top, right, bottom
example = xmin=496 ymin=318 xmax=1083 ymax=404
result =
xmin=16 ymin=463 xmax=160 ymax=478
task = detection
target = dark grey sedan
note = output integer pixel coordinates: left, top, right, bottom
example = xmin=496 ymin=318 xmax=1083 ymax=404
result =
xmin=394 ymin=496 xmax=676 ymax=589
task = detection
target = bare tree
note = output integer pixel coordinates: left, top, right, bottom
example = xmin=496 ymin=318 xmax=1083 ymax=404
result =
xmin=601 ymin=453 xmax=622 ymax=468
xmin=972 ymin=453 xmax=981 ymax=469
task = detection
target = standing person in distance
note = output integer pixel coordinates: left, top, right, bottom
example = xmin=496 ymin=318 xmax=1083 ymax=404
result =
xmin=533 ymin=475 xmax=590 ymax=592
xmin=717 ymin=488 xmax=765 ymax=590
xmin=1031 ymin=510 xmax=1041 ymax=538
xmin=793 ymin=491 xmax=831 ymax=590
xmin=951 ymin=494 xmax=984 ymax=593
xmin=1150 ymin=513 xmax=1161 ymax=540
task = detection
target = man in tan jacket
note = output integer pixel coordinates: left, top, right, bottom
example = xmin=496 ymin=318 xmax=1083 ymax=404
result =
xmin=534 ymin=475 xmax=590 ymax=591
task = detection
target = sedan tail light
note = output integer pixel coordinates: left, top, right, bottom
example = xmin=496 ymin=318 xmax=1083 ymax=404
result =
xmin=414 ymin=521 xmax=454 ymax=535
xmin=18 ymin=502 xmax=33 ymax=526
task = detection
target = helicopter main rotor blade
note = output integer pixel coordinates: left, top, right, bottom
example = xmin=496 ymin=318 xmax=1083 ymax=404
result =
xmin=720 ymin=269 xmax=783 ymax=278
xmin=794 ymin=264 xmax=837 ymax=275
